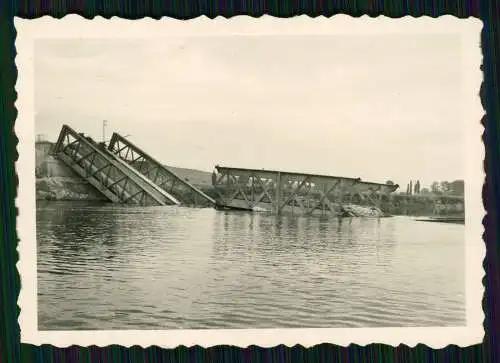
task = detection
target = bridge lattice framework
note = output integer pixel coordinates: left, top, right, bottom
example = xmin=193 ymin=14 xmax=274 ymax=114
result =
xmin=213 ymin=166 xmax=399 ymax=217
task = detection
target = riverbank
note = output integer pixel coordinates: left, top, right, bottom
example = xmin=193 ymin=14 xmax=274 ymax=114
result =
xmin=384 ymin=193 xmax=464 ymax=217
xmin=36 ymin=141 xmax=105 ymax=201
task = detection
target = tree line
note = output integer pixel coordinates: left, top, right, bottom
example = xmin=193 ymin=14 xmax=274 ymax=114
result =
xmin=386 ymin=179 xmax=464 ymax=196
xmin=429 ymin=180 xmax=464 ymax=196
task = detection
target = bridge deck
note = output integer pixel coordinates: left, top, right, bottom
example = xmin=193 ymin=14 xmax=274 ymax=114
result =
xmin=108 ymin=133 xmax=215 ymax=207
xmin=54 ymin=125 xmax=180 ymax=206
xmin=213 ymin=166 xmax=399 ymax=217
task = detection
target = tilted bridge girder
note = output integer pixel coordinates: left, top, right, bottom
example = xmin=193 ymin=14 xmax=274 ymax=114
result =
xmin=108 ymin=132 xmax=216 ymax=208
xmin=212 ymin=166 xmax=399 ymax=217
xmin=54 ymin=125 xmax=180 ymax=206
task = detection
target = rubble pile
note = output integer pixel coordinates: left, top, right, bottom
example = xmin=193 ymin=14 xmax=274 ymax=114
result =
xmin=341 ymin=204 xmax=386 ymax=218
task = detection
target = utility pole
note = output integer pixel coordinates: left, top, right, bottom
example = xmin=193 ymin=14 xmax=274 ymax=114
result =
xmin=102 ymin=120 xmax=108 ymax=144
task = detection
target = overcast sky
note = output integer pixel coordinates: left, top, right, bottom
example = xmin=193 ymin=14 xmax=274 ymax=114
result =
xmin=35 ymin=35 xmax=465 ymax=189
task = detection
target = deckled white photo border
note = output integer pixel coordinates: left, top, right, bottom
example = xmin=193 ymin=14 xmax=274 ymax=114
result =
xmin=15 ymin=15 xmax=485 ymax=348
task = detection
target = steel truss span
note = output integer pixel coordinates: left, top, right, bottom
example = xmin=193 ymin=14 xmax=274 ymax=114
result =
xmin=212 ymin=166 xmax=399 ymax=217
xmin=54 ymin=125 xmax=180 ymax=206
xmin=108 ymin=133 xmax=215 ymax=208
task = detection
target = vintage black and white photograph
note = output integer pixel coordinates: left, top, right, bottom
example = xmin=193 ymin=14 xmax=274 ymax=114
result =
xmin=16 ymin=16 xmax=484 ymax=347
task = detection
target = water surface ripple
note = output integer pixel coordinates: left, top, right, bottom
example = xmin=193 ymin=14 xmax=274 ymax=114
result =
xmin=37 ymin=202 xmax=465 ymax=330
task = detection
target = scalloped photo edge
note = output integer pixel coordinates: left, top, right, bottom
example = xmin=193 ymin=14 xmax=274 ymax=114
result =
xmin=15 ymin=15 xmax=485 ymax=348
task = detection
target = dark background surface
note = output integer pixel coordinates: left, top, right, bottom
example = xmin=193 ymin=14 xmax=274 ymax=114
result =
xmin=1 ymin=0 xmax=498 ymax=362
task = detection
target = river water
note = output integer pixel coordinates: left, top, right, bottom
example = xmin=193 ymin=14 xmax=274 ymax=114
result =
xmin=37 ymin=201 xmax=465 ymax=330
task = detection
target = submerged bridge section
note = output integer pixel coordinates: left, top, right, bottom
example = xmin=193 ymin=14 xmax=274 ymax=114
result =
xmin=108 ymin=132 xmax=216 ymax=207
xmin=54 ymin=125 xmax=180 ymax=206
xmin=212 ymin=166 xmax=399 ymax=217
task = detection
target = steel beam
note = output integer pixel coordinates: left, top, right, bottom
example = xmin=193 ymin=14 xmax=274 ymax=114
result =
xmin=54 ymin=125 xmax=180 ymax=206
xmin=108 ymin=132 xmax=215 ymax=207
xmin=212 ymin=166 xmax=399 ymax=217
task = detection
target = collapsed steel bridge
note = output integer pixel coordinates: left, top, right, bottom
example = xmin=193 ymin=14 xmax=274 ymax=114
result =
xmin=54 ymin=125 xmax=180 ymax=206
xmin=54 ymin=125 xmax=214 ymax=208
xmin=212 ymin=166 xmax=399 ymax=217
xmin=107 ymin=132 xmax=215 ymax=207
xmin=53 ymin=125 xmax=398 ymax=216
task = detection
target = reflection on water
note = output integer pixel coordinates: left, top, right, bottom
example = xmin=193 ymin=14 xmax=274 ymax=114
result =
xmin=37 ymin=202 xmax=465 ymax=330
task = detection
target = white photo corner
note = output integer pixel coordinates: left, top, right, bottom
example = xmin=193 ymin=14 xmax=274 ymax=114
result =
xmin=15 ymin=15 xmax=484 ymax=348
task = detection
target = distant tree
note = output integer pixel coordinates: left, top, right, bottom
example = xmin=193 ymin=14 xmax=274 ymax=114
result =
xmin=431 ymin=181 xmax=441 ymax=194
xmin=414 ymin=180 xmax=420 ymax=194
xmin=440 ymin=181 xmax=451 ymax=194
xmin=386 ymin=180 xmax=394 ymax=185
xmin=409 ymin=180 xmax=413 ymax=195
xmin=449 ymin=179 xmax=465 ymax=196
